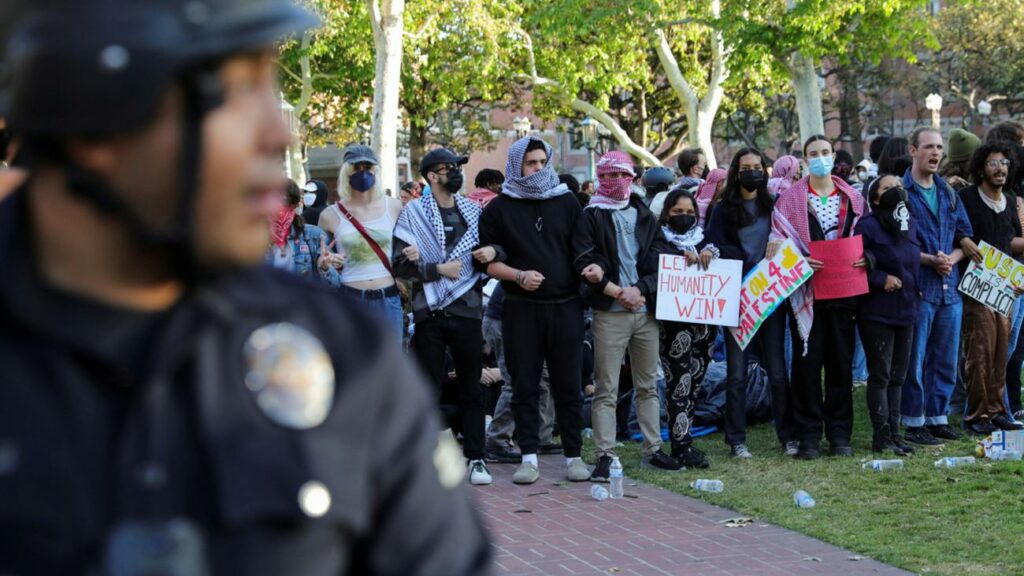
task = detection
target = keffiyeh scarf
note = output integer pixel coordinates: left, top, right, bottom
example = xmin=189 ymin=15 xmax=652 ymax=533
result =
xmin=501 ymin=136 xmax=570 ymax=200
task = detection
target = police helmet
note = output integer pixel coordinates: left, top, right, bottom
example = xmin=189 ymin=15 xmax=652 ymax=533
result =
xmin=641 ymin=166 xmax=675 ymax=190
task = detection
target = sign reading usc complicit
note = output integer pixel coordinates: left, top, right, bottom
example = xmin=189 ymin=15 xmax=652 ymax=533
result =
xmin=959 ymin=240 xmax=1024 ymax=317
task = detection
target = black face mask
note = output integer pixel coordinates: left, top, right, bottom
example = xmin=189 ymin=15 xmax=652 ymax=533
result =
xmin=878 ymin=186 xmax=907 ymax=210
xmin=443 ymin=170 xmax=464 ymax=193
xmin=667 ymin=214 xmax=697 ymax=234
xmin=738 ymin=170 xmax=765 ymax=192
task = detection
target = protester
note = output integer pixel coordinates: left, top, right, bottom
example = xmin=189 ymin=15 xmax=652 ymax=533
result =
xmin=769 ymin=135 xmax=866 ymax=459
xmin=478 ymin=136 xmax=588 ymax=485
xmin=901 ymin=127 xmax=976 ymax=444
xmin=469 ymin=168 xmax=504 ymax=207
xmin=650 ymin=189 xmax=719 ymax=468
xmin=868 ymin=136 xmax=890 ymax=174
xmin=559 ymin=172 xmax=589 ymax=208
xmin=958 ymin=142 xmax=1024 ymax=434
xmin=393 ymin=147 xmax=497 ymax=484
xmin=706 ymin=147 xmax=794 ymax=458
xmin=833 ymin=149 xmax=856 ymax=184
xmin=855 ymin=159 xmax=873 ymax=188
xmin=400 ymin=180 xmax=423 ymax=206
xmin=940 ymin=128 xmax=981 ymax=191
xmin=581 ymin=179 xmax=595 ymax=197
xmin=301 ymin=179 xmax=330 ymax=226
xmin=268 ymin=180 xmax=345 ymax=283
xmin=0 ymin=1 xmax=491 ymax=572
xmin=676 ymin=148 xmax=707 ymax=192
xmin=319 ymin=144 xmax=405 ymax=342
xmin=877 ymin=137 xmax=913 ymax=180
xmin=856 ymin=175 xmax=920 ymax=455
xmin=768 ymin=155 xmax=801 ymax=199
xmin=695 ymin=167 xmax=728 ymax=226
xmin=573 ymin=151 xmax=682 ymax=478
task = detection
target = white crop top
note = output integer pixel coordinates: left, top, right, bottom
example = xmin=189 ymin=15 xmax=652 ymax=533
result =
xmin=326 ymin=201 xmax=396 ymax=283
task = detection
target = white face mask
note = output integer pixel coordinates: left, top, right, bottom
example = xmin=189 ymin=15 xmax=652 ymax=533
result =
xmin=857 ymin=171 xmax=870 ymax=183
xmin=302 ymin=192 xmax=317 ymax=207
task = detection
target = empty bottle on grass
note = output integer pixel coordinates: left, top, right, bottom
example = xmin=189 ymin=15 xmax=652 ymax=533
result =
xmin=935 ymin=456 xmax=976 ymax=468
xmin=609 ymin=457 xmax=624 ymax=499
xmin=793 ymin=490 xmax=815 ymax=508
xmin=590 ymin=484 xmax=609 ymax=501
xmin=690 ymin=479 xmax=724 ymax=493
xmin=862 ymin=460 xmax=904 ymax=471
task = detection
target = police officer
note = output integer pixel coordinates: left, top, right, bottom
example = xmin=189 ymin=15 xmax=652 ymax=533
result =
xmin=0 ymin=1 xmax=490 ymax=574
xmin=642 ymin=165 xmax=677 ymax=218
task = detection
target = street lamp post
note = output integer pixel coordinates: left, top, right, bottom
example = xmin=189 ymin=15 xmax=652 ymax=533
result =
xmin=925 ymin=93 xmax=943 ymax=130
xmin=978 ymin=100 xmax=992 ymax=127
xmin=280 ymin=94 xmax=298 ymax=181
xmin=580 ymin=117 xmax=598 ymax=182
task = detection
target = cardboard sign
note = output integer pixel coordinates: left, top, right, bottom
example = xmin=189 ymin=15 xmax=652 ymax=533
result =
xmin=729 ymin=239 xmax=814 ymax=350
xmin=655 ymin=255 xmax=743 ymax=326
xmin=809 ymin=236 xmax=869 ymax=300
xmin=958 ymin=240 xmax=1024 ymax=316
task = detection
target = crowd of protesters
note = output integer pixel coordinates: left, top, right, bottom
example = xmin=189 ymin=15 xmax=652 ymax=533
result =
xmin=268 ymin=119 xmax=1024 ymax=485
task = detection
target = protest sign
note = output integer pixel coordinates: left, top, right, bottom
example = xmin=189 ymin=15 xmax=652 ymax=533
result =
xmin=808 ymin=236 xmax=869 ymax=300
xmin=655 ymin=255 xmax=743 ymax=326
xmin=729 ymin=239 xmax=813 ymax=350
xmin=958 ymin=240 xmax=1024 ymax=317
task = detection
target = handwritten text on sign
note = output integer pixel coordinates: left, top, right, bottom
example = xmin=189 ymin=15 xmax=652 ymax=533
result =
xmin=958 ymin=240 xmax=1024 ymax=317
xmin=655 ymin=255 xmax=742 ymax=326
xmin=730 ymin=239 xmax=814 ymax=350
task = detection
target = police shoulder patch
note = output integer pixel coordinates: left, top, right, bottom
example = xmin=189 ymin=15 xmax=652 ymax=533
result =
xmin=243 ymin=322 xmax=335 ymax=429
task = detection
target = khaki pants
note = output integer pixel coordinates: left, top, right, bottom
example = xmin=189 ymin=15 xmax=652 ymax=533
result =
xmin=592 ymin=310 xmax=662 ymax=457
xmin=963 ymin=299 xmax=1010 ymax=422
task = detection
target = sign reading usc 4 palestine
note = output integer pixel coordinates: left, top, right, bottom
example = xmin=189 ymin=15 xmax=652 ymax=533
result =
xmin=730 ymin=239 xmax=814 ymax=350
xmin=959 ymin=240 xmax=1024 ymax=317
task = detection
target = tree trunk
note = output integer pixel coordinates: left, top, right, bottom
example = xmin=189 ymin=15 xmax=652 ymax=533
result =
xmin=368 ymin=0 xmax=405 ymax=195
xmin=789 ymin=52 xmax=825 ymax=145
xmin=408 ymin=122 xmax=428 ymax=182
xmin=287 ymin=139 xmax=306 ymax=187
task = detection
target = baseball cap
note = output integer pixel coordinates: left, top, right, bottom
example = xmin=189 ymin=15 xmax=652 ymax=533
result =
xmin=342 ymin=144 xmax=378 ymax=166
xmin=420 ymin=147 xmax=468 ymax=176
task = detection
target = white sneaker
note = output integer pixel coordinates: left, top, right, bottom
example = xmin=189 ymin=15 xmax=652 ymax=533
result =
xmin=468 ymin=460 xmax=492 ymax=485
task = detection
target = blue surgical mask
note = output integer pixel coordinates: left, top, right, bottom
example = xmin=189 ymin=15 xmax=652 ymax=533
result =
xmin=349 ymin=170 xmax=375 ymax=192
xmin=808 ymin=155 xmax=834 ymax=177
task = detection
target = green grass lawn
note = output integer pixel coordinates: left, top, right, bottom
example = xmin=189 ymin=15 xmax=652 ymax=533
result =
xmin=590 ymin=387 xmax=1024 ymax=576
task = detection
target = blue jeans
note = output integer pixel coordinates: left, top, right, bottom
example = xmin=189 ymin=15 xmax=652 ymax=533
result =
xmin=1004 ymin=297 xmax=1024 ymax=415
xmin=852 ymin=328 xmax=868 ymax=382
xmin=903 ymin=299 xmax=962 ymax=427
xmin=351 ymin=291 xmax=404 ymax=346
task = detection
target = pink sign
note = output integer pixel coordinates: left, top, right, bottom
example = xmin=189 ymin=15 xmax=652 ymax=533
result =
xmin=809 ymin=236 xmax=869 ymax=300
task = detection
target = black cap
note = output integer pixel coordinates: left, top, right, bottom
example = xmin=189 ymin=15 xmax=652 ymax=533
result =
xmin=420 ymin=147 xmax=468 ymax=176
xmin=342 ymin=144 xmax=378 ymax=166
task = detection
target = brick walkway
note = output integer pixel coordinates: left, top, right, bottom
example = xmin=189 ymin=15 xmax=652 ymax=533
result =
xmin=472 ymin=454 xmax=912 ymax=576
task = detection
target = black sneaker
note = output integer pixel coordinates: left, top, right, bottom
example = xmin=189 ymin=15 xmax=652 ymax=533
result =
xmin=964 ymin=419 xmax=997 ymax=435
xmin=992 ymin=414 xmax=1024 ymax=431
xmin=904 ymin=426 xmax=943 ymax=445
xmin=589 ymin=455 xmax=612 ymax=483
xmin=891 ymin=433 xmax=916 ymax=455
xmin=672 ymin=445 xmax=709 ymax=469
xmin=641 ymin=450 xmax=684 ymax=472
xmin=538 ymin=442 xmax=564 ymax=454
xmin=484 ymin=445 xmax=522 ymax=464
xmin=829 ymin=445 xmax=854 ymax=457
xmin=927 ymin=424 xmax=964 ymax=440
xmin=796 ymin=442 xmax=820 ymax=460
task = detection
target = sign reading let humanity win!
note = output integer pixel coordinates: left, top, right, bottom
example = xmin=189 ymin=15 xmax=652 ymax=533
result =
xmin=655 ymin=255 xmax=743 ymax=327
xmin=730 ymin=239 xmax=814 ymax=350
xmin=958 ymin=240 xmax=1024 ymax=317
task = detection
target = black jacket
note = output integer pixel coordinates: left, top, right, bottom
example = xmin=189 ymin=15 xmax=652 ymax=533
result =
xmin=572 ymin=195 xmax=663 ymax=311
xmin=645 ymin=230 xmax=713 ymax=312
xmin=0 ymin=189 xmax=490 ymax=575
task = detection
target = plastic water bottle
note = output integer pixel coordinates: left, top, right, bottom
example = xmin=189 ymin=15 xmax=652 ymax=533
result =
xmin=934 ymin=456 xmax=976 ymax=468
xmin=590 ymin=484 xmax=609 ymax=501
xmin=609 ymin=457 xmax=624 ymax=499
xmin=690 ymin=479 xmax=724 ymax=493
xmin=988 ymin=448 xmax=1023 ymax=461
xmin=862 ymin=459 xmax=904 ymax=471
xmin=581 ymin=428 xmax=593 ymax=439
xmin=793 ymin=490 xmax=815 ymax=508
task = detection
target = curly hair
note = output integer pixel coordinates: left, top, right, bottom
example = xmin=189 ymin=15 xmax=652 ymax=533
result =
xmin=969 ymin=141 xmax=1014 ymax=186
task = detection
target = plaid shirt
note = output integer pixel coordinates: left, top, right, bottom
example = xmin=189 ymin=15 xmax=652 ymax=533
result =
xmin=903 ymin=170 xmax=973 ymax=305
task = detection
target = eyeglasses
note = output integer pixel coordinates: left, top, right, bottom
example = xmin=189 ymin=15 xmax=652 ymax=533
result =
xmin=432 ymin=163 xmax=458 ymax=175
xmin=987 ymin=159 xmax=1011 ymax=168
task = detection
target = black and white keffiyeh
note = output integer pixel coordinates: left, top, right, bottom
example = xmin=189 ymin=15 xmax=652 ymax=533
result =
xmin=501 ymin=136 xmax=570 ymax=200
xmin=394 ymin=193 xmax=482 ymax=311
xmin=660 ymin=224 xmax=720 ymax=259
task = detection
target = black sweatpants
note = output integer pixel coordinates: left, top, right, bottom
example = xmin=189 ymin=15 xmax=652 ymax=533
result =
xmin=413 ymin=314 xmax=485 ymax=460
xmin=858 ymin=319 xmax=913 ymax=432
xmin=660 ymin=321 xmax=715 ymax=454
xmin=502 ymin=297 xmax=584 ymax=457
xmin=790 ymin=303 xmax=856 ymax=447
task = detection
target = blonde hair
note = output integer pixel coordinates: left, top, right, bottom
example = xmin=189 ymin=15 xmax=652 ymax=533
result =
xmin=337 ymin=161 xmax=381 ymax=203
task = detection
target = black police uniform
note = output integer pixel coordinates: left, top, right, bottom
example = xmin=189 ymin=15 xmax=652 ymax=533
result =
xmin=0 ymin=188 xmax=492 ymax=575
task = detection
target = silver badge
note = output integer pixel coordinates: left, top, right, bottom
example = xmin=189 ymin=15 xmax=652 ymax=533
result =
xmin=243 ymin=322 xmax=335 ymax=429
